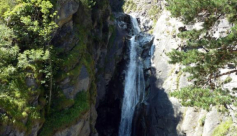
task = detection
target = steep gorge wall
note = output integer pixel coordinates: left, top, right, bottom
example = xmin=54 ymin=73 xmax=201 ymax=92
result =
xmin=42 ymin=0 xmax=119 ymax=135
xmin=1 ymin=0 xmax=122 ymax=135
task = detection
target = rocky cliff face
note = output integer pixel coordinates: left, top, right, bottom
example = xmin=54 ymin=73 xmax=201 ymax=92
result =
xmin=1 ymin=0 xmax=116 ymax=135
xmin=48 ymin=0 xmax=114 ymax=135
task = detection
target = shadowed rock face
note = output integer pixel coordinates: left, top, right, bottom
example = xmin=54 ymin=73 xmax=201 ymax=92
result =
xmin=108 ymin=0 xmax=125 ymax=12
xmin=132 ymin=72 xmax=183 ymax=136
xmin=95 ymin=13 xmax=130 ymax=136
xmin=95 ymin=13 xmax=154 ymax=136
xmin=62 ymin=65 xmax=90 ymax=99
xmin=95 ymin=13 xmax=131 ymax=106
xmin=96 ymin=58 xmax=126 ymax=136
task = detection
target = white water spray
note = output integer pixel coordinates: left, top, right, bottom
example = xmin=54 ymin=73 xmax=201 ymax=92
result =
xmin=118 ymin=15 xmax=145 ymax=136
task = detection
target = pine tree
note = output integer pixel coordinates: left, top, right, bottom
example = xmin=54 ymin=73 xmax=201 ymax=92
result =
xmin=167 ymin=0 xmax=237 ymax=87
xmin=166 ymin=0 xmax=237 ymax=110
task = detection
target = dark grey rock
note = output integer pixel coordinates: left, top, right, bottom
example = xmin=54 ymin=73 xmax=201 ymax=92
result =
xmin=29 ymin=123 xmax=41 ymax=136
xmin=62 ymin=65 xmax=90 ymax=99
xmin=2 ymin=126 xmax=25 ymax=136
xmin=54 ymin=112 xmax=90 ymax=136
xmin=75 ymin=66 xmax=90 ymax=92
xmin=143 ymin=57 xmax=151 ymax=70
xmin=178 ymin=26 xmax=187 ymax=32
xmin=26 ymin=77 xmax=38 ymax=90
xmin=136 ymin=33 xmax=154 ymax=49
xmin=96 ymin=11 xmax=154 ymax=136
xmin=132 ymin=73 xmax=183 ymax=136
xmin=228 ymin=64 xmax=236 ymax=69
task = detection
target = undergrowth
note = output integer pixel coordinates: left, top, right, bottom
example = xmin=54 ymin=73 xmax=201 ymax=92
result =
xmin=39 ymin=91 xmax=89 ymax=136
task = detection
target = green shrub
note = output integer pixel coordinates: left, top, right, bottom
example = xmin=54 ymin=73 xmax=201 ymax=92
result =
xmin=199 ymin=115 xmax=206 ymax=126
xmin=122 ymin=0 xmax=137 ymax=12
xmin=4 ymin=0 xmax=58 ymax=48
xmin=51 ymin=91 xmax=75 ymax=111
xmin=212 ymin=118 xmax=233 ymax=136
xmin=148 ymin=5 xmax=160 ymax=21
xmin=167 ymin=0 xmax=237 ymax=84
xmin=0 ymin=0 xmax=16 ymax=19
xmin=39 ymin=91 xmax=90 ymax=136
xmin=170 ymin=86 xmax=233 ymax=111
xmin=223 ymin=76 xmax=232 ymax=84
xmin=80 ymin=0 xmax=96 ymax=9
xmin=176 ymin=71 xmax=183 ymax=89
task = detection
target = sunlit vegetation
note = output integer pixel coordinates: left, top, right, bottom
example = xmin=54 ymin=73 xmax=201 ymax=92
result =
xmin=0 ymin=0 xmax=57 ymax=133
xmin=212 ymin=118 xmax=233 ymax=136
xmin=170 ymin=86 xmax=234 ymax=111
xmin=122 ymin=0 xmax=137 ymax=12
xmin=167 ymin=0 xmax=237 ymax=110
xmin=39 ymin=91 xmax=89 ymax=136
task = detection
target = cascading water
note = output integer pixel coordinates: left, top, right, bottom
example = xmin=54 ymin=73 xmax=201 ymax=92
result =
xmin=130 ymin=14 xmax=141 ymax=34
xmin=118 ymin=15 xmax=145 ymax=136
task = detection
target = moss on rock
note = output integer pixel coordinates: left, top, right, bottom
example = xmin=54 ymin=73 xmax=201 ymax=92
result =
xmin=39 ymin=91 xmax=90 ymax=136
xmin=212 ymin=118 xmax=233 ymax=136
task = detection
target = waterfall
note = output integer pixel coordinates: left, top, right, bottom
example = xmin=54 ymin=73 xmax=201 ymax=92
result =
xmin=130 ymin=14 xmax=141 ymax=34
xmin=119 ymin=15 xmax=145 ymax=136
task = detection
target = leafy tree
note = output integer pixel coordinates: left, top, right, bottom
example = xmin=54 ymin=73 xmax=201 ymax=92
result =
xmin=4 ymin=0 xmax=58 ymax=111
xmin=0 ymin=0 xmax=16 ymax=19
xmin=0 ymin=24 xmax=18 ymax=84
xmin=0 ymin=0 xmax=57 ymax=132
xmin=4 ymin=0 xmax=57 ymax=48
xmin=166 ymin=0 xmax=237 ymax=110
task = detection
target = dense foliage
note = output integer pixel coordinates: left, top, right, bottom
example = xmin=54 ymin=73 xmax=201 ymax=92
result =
xmin=0 ymin=0 xmax=15 ymax=19
xmin=4 ymin=0 xmax=57 ymax=48
xmin=0 ymin=0 xmax=57 ymax=133
xmin=170 ymin=86 xmax=234 ymax=111
xmin=167 ymin=0 xmax=237 ymax=110
xmin=39 ymin=91 xmax=89 ymax=136
xmin=167 ymin=0 xmax=237 ymax=25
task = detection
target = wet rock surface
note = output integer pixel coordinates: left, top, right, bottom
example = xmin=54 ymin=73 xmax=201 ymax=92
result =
xmin=121 ymin=1 xmax=237 ymax=136
xmin=96 ymin=13 xmax=154 ymax=136
xmin=95 ymin=13 xmax=131 ymax=136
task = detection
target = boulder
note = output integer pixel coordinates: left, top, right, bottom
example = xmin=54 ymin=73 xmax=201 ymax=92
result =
xmin=136 ymin=33 xmax=154 ymax=49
